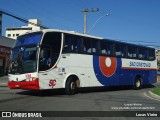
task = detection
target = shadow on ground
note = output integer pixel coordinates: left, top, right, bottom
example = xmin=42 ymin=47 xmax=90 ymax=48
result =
xmin=16 ymin=84 xmax=155 ymax=97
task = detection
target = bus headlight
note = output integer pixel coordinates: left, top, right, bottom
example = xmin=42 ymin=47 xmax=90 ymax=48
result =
xmin=32 ymin=77 xmax=37 ymax=81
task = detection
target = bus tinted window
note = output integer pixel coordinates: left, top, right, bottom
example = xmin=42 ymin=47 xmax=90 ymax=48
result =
xmin=100 ymin=41 xmax=113 ymax=55
xmin=121 ymin=44 xmax=127 ymax=57
xmin=63 ymin=34 xmax=83 ymax=53
xmin=138 ymin=47 xmax=146 ymax=59
xmin=73 ymin=36 xmax=82 ymax=52
xmin=64 ymin=35 xmax=74 ymax=52
xmin=108 ymin=42 xmax=113 ymax=55
xmin=100 ymin=41 xmax=107 ymax=55
xmin=148 ymin=49 xmax=155 ymax=60
xmin=92 ymin=39 xmax=99 ymax=54
xmin=114 ymin=43 xmax=127 ymax=57
xmin=83 ymin=37 xmax=92 ymax=53
xmin=115 ymin=43 xmax=122 ymax=56
xmin=39 ymin=32 xmax=61 ymax=71
xmin=62 ymin=33 xmax=155 ymax=61
xmin=128 ymin=46 xmax=137 ymax=58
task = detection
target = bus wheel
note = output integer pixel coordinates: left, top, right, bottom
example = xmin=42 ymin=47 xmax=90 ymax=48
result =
xmin=134 ymin=77 xmax=142 ymax=90
xmin=65 ymin=77 xmax=77 ymax=95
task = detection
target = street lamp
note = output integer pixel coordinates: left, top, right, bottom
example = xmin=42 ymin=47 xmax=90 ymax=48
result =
xmin=88 ymin=13 xmax=109 ymax=34
xmin=81 ymin=8 xmax=99 ymax=34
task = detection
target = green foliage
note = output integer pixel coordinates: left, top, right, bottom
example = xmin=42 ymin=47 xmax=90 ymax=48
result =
xmin=151 ymin=88 xmax=160 ymax=96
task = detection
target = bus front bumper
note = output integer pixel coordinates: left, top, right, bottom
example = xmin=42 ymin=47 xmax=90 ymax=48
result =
xmin=8 ymin=79 xmax=40 ymax=90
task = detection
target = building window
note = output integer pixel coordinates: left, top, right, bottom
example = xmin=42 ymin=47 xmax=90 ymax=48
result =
xmin=7 ymin=34 xmax=11 ymax=37
xmin=13 ymin=34 xmax=15 ymax=37
xmin=16 ymin=34 xmax=19 ymax=37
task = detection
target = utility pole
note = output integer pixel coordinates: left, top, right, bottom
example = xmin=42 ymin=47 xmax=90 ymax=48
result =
xmin=81 ymin=8 xmax=99 ymax=34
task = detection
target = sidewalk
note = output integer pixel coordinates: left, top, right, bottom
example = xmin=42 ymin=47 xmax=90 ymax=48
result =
xmin=0 ymin=76 xmax=8 ymax=87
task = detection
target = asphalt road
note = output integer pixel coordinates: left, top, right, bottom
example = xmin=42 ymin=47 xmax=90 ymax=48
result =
xmin=0 ymin=76 xmax=160 ymax=120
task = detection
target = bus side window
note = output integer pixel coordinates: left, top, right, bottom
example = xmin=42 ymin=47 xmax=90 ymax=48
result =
xmin=108 ymin=42 xmax=113 ymax=55
xmin=83 ymin=37 xmax=92 ymax=54
xmin=74 ymin=37 xmax=82 ymax=52
xmin=127 ymin=46 xmax=137 ymax=58
xmin=121 ymin=45 xmax=127 ymax=57
xmin=115 ymin=44 xmax=127 ymax=57
xmin=148 ymin=49 xmax=155 ymax=60
xmin=100 ymin=41 xmax=107 ymax=55
xmin=40 ymin=32 xmax=61 ymax=71
xmin=39 ymin=45 xmax=52 ymax=71
xmin=115 ymin=43 xmax=122 ymax=56
xmin=138 ymin=47 xmax=146 ymax=59
xmin=64 ymin=35 xmax=74 ymax=52
xmin=92 ymin=39 xmax=99 ymax=54
xmin=100 ymin=41 xmax=113 ymax=55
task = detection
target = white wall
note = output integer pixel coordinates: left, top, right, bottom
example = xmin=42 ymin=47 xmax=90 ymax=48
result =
xmin=6 ymin=29 xmax=32 ymax=39
xmin=5 ymin=19 xmax=42 ymax=39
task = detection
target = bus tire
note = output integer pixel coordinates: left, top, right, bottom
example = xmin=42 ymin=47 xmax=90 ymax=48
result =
xmin=65 ymin=77 xmax=77 ymax=95
xmin=133 ymin=77 xmax=142 ymax=90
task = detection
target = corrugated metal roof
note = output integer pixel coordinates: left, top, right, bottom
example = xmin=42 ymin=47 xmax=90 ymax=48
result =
xmin=0 ymin=36 xmax=15 ymax=47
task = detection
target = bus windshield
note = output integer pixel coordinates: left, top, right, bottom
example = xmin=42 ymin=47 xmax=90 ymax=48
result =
xmin=9 ymin=32 xmax=42 ymax=74
xmin=15 ymin=32 xmax=42 ymax=47
xmin=9 ymin=45 xmax=38 ymax=74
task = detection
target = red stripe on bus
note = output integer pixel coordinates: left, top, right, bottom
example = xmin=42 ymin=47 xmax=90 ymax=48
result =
xmin=122 ymin=67 xmax=157 ymax=70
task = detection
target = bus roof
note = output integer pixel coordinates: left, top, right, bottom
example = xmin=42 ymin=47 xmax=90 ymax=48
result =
xmin=41 ymin=29 xmax=103 ymax=39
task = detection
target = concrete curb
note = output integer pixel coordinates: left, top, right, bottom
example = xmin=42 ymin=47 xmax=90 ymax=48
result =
xmin=0 ymin=83 xmax=8 ymax=87
xmin=0 ymin=75 xmax=8 ymax=87
xmin=148 ymin=90 xmax=160 ymax=100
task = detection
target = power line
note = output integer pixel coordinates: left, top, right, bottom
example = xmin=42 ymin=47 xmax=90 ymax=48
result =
xmin=27 ymin=0 xmax=82 ymax=30
xmin=17 ymin=0 xmax=47 ymax=19
xmin=0 ymin=8 xmax=48 ymax=29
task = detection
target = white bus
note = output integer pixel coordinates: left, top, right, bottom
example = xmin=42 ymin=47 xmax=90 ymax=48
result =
xmin=8 ymin=29 xmax=157 ymax=94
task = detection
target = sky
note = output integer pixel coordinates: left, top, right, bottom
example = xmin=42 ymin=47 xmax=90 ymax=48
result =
xmin=0 ymin=0 xmax=160 ymax=48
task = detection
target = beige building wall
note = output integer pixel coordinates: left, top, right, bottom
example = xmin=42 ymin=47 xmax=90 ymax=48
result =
xmin=156 ymin=50 xmax=160 ymax=61
xmin=156 ymin=50 xmax=160 ymax=70
xmin=5 ymin=19 xmax=42 ymax=39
